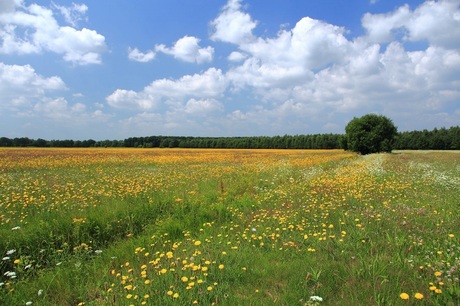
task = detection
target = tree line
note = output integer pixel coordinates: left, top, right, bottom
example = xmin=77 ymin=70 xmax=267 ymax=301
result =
xmin=1 ymin=125 xmax=459 ymax=150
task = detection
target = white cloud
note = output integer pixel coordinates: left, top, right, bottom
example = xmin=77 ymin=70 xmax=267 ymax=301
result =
xmin=184 ymin=98 xmax=224 ymax=115
xmin=128 ymin=47 xmax=155 ymax=62
xmin=0 ymin=1 xmax=106 ymax=65
xmin=228 ymin=51 xmax=247 ymax=62
xmin=107 ymin=68 xmax=228 ymax=110
xmin=362 ymin=0 xmax=460 ymax=48
xmin=51 ymin=2 xmax=88 ymax=27
xmin=0 ymin=62 xmax=66 ymax=110
xmin=155 ymin=36 xmax=214 ymax=64
xmin=0 ymin=0 xmax=23 ymax=13
xmin=210 ymin=0 xmax=257 ymax=44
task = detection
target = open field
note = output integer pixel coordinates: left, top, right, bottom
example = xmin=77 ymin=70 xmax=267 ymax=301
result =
xmin=0 ymin=148 xmax=459 ymax=306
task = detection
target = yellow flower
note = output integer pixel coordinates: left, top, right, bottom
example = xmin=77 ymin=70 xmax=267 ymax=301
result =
xmin=207 ymin=286 xmax=213 ymax=291
xmin=399 ymin=293 xmax=409 ymax=300
xmin=126 ymin=294 xmax=133 ymax=299
xmin=434 ymin=271 xmax=442 ymax=277
xmin=167 ymin=291 xmax=173 ymax=296
xmin=429 ymin=286 xmax=437 ymax=291
xmin=173 ymin=293 xmax=179 ymax=298
xmin=448 ymin=234 xmax=455 ymax=238
xmin=194 ymin=240 xmax=201 ymax=246
xmin=435 ymin=289 xmax=442 ymax=294
xmin=181 ymin=276 xmax=188 ymax=282
xmin=14 ymin=259 xmax=20 ymax=264
xmin=144 ymin=279 xmax=150 ymax=285
xmin=218 ymin=264 xmax=224 ymax=270
xmin=414 ymin=293 xmax=423 ymax=300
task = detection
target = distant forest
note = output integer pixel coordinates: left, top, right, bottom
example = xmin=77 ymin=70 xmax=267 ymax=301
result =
xmin=1 ymin=126 xmax=459 ymax=150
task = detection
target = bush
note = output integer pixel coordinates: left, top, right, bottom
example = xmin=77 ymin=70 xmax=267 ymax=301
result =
xmin=345 ymin=114 xmax=397 ymax=154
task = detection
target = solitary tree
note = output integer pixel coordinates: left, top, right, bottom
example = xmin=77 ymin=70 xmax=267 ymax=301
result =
xmin=345 ymin=114 xmax=397 ymax=154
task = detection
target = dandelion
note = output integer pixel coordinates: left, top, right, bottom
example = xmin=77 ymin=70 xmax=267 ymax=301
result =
xmin=218 ymin=264 xmax=224 ymax=270
xmin=194 ymin=240 xmax=201 ymax=246
xmin=126 ymin=294 xmax=133 ymax=299
xmin=181 ymin=276 xmax=188 ymax=282
xmin=448 ymin=234 xmax=455 ymax=238
xmin=14 ymin=259 xmax=20 ymax=264
xmin=207 ymin=286 xmax=213 ymax=291
xmin=414 ymin=293 xmax=423 ymax=300
xmin=144 ymin=279 xmax=150 ymax=285
xmin=435 ymin=289 xmax=442 ymax=294
xmin=434 ymin=271 xmax=442 ymax=277
xmin=173 ymin=293 xmax=179 ymax=298
xmin=399 ymin=293 xmax=409 ymax=300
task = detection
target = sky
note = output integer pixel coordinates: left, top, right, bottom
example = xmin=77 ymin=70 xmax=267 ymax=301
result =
xmin=1 ymin=0 xmax=460 ymax=140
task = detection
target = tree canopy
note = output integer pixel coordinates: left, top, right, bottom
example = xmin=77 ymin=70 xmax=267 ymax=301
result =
xmin=345 ymin=114 xmax=398 ymax=155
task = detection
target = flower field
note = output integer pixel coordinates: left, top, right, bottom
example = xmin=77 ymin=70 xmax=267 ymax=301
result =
xmin=0 ymin=148 xmax=459 ymax=305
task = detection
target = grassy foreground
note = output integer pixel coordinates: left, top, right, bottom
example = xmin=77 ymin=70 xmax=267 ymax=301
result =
xmin=0 ymin=148 xmax=459 ymax=306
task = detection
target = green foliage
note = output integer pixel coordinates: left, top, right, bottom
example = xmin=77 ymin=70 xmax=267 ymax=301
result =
xmin=345 ymin=114 xmax=398 ymax=154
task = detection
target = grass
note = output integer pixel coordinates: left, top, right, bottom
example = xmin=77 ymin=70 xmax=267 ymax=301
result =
xmin=0 ymin=148 xmax=459 ymax=305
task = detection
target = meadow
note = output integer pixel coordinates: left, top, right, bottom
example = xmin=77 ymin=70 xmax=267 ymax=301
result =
xmin=0 ymin=148 xmax=458 ymax=306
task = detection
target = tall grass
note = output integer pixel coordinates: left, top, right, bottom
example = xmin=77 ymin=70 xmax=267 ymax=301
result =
xmin=0 ymin=148 xmax=458 ymax=305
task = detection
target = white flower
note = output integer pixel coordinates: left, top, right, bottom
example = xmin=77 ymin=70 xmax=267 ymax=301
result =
xmin=251 ymin=227 xmax=257 ymax=232
xmin=6 ymin=249 xmax=16 ymax=255
xmin=26 ymin=302 xmax=33 ymax=305
xmin=38 ymin=289 xmax=43 ymax=296
xmin=56 ymin=262 xmax=62 ymax=266
xmin=0 ymin=282 xmax=4 ymax=287
xmin=94 ymin=250 xmax=102 ymax=254
xmin=24 ymin=264 xmax=32 ymax=270
xmin=11 ymin=226 xmax=21 ymax=230
xmin=310 ymin=296 xmax=323 ymax=302
xmin=4 ymin=271 xmax=16 ymax=278
xmin=2 ymin=257 xmax=10 ymax=261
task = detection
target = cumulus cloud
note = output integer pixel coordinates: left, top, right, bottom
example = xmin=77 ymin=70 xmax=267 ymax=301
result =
xmin=110 ymin=0 xmax=460 ymax=136
xmin=128 ymin=47 xmax=155 ymax=62
xmin=228 ymin=51 xmax=247 ymax=62
xmin=0 ymin=62 xmax=66 ymax=110
xmin=0 ymin=1 xmax=106 ymax=65
xmin=210 ymin=0 xmax=257 ymax=44
xmin=107 ymin=68 xmax=227 ymax=110
xmin=363 ymin=0 xmax=460 ymax=48
xmin=155 ymin=36 xmax=214 ymax=64
xmin=0 ymin=62 xmax=109 ymax=134
xmin=184 ymin=98 xmax=224 ymax=115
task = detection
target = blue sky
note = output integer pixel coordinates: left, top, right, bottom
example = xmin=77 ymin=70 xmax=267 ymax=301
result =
xmin=1 ymin=0 xmax=459 ymax=140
